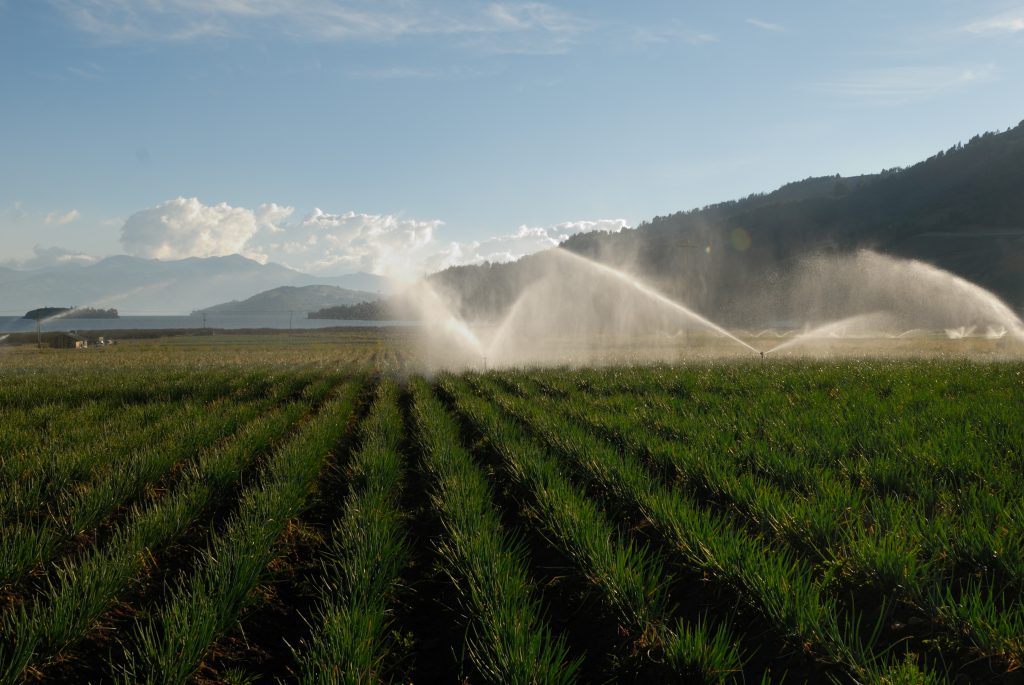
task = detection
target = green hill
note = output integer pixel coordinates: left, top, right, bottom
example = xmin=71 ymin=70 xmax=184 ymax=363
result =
xmin=193 ymin=285 xmax=381 ymax=316
xmin=432 ymin=121 xmax=1024 ymax=321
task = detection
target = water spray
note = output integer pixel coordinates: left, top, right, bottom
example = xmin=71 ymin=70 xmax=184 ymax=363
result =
xmin=552 ymin=249 xmax=762 ymax=355
xmin=408 ymin=246 xmax=1024 ymax=368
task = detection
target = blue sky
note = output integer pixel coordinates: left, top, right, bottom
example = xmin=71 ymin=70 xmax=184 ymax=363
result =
xmin=1 ymin=1 xmax=1022 ymax=276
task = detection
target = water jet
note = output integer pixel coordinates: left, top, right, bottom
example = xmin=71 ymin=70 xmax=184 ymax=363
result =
xmin=408 ymin=246 xmax=1023 ymax=368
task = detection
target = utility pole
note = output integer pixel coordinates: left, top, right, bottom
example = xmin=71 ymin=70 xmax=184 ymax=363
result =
xmin=201 ymin=312 xmax=207 ymax=329
xmin=36 ymin=318 xmax=41 ymax=349
xmin=289 ymin=310 xmax=293 ymax=331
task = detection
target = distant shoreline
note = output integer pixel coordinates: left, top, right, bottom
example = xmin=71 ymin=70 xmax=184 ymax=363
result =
xmin=0 ymin=315 xmax=414 ymax=335
xmin=0 ymin=323 xmax=418 ymax=345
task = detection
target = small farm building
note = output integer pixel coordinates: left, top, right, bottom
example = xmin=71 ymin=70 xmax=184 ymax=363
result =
xmin=50 ymin=333 xmax=87 ymax=349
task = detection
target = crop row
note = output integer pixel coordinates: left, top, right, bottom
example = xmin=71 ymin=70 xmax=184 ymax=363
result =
xmin=0 ymin=366 xmax=281 ymax=409
xmin=0 ymin=370 xmax=317 ymax=522
xmin=2 ymin=358 xmax=1021 ymax=684
xmin=483 ymin=369 xmax=1024 ymax=669
xmin=0 ymin=371 xmax=323 ymax=593
xmin=410 ymin=379 xmax=580 ymax=684
xmin=115 ymin=378 xmax=363 ymax=684
xmin=442 ymin=376 xmax=745 ymax=681
xmin=0 ymin=400 xmax=260 ymax=589
xmin=526 ymin=364 xmax=1023 ymax=504
xmin=293 ymin=380 xmax=410 ymax=683
xmin=0 ymin=373 xmax=347 ymax=683
xmin=457 ymin=372 xmax=940 ymax=683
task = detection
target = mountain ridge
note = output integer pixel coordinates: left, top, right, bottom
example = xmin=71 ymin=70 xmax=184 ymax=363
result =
xmin=0 ymin=255 xmax=392 ymax=315
xmin=193 ymin=284 xmax=381 ymax=316
xmin=431 ymin=121 xmax=1024 ymax=322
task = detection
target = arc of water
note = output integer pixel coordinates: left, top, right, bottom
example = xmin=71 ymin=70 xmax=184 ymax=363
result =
xmin=412 ymin=281 xmax=486 ymax=358
xmin=765 ymin=312 xmax=890 ymax=354
xmin=551 ymin=249 xmax=760 ymax=355
xmin=483 ymin=280 xmax=542 ymax=363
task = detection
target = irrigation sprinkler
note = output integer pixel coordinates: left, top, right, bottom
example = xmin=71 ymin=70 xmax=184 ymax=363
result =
xmin=482 ymin=355 xmax=488 ymax=372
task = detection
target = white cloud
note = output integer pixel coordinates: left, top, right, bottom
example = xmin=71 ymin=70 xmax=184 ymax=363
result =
xmin=254 ymin=202 xmax=295 ymax=228
xmin=262 ymin=208 xmax=444 ymax=277
xmin=120 ymin=196 xmax=286 ymax=262
xmin=550 ymin=219 xmax=630 ymax=236
xmin=430 ymin=219 xmax=629 ymax=271
xmin=45 ymin=208 xmax=80 ymax=225
xmin=469 ymin=2 xmax=589 ymax=54
xmin=4 ymin=246 xmax=99 ymax=269
xmin=746 ymin=18 xmax=784 ymax=32
xmin=818 ymin=65 xmax=996 ymax=105
xmin=49 ymin=0 xmax=590 ymax=52
xmin=632 ymin=24 xmax=716 ymax=45
xmin=962 ymin=10 xmax=1024 ymax=35
xmin=116 ymin=196 xmax=628 ymax=279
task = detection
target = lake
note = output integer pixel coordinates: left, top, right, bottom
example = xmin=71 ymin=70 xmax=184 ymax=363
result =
xmin=0 ymin=315 xmax=408 ymax=333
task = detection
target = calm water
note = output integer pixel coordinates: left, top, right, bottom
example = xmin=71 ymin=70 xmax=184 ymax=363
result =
xmin=0 ymin=315 xmax=407 ymax=333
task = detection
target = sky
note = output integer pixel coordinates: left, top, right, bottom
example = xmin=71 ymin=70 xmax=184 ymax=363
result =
xmin=1 ymin=0 xmax=1022 ymax=277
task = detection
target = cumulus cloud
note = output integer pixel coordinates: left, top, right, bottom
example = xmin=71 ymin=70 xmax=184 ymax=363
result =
xmin=45 ymin=209 xmax=80 ymax=225
xmin=119 ymin=196 xmax=290 ymax=262
xmin=254 ymin=208 xmax=443 ymax=277
xmin=117 ymin=196 xmax=629 ymax=279
xmin=254 ymin=202 xmax=295 ymax=229
xmin=427 ymin=219 xmax=629 ymax=271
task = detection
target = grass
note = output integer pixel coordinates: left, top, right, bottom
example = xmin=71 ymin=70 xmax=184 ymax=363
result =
xmin=0 ymin=395 xmax=315 ymax=682
xmin=0 ymin=333 xmax=1020 ymax=683
xmin=484 ymin=367 xmax=1024 ymax=669
xmin=115 ymin=379 xmax=363 ymax=685
xmin=465 ymin=371 xmax=931 ymax=682
xmin=410 ymin=379 xmax=581 ymax=685
xmin=293 ymin=379 xmax=412 ymax=684
xmin=442 ymin=374 xmax=744 ymax=682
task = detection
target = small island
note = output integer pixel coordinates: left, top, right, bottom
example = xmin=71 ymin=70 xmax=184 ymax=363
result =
xmin=23 ymin=306 xmax=120 ymax=321
xmin=308 ymin=300 xmax=399 ymax=320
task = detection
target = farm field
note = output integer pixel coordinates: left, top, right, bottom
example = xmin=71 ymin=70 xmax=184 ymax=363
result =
xmin=0 ymin=332 xmax=1022 ymax=684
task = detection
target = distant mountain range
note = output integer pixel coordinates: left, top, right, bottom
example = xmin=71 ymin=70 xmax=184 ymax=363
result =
xmin=0 ymin=255 xmax=391 ymax=315
xmin=432 ymin=120 xmax=1024 ymax=321
xmin=194 ymin=285 xmax=380 ymax=316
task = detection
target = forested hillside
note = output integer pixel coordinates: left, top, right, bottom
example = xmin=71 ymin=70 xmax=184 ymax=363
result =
xmin=432 ymin=121 xmax=1024 ymax=322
